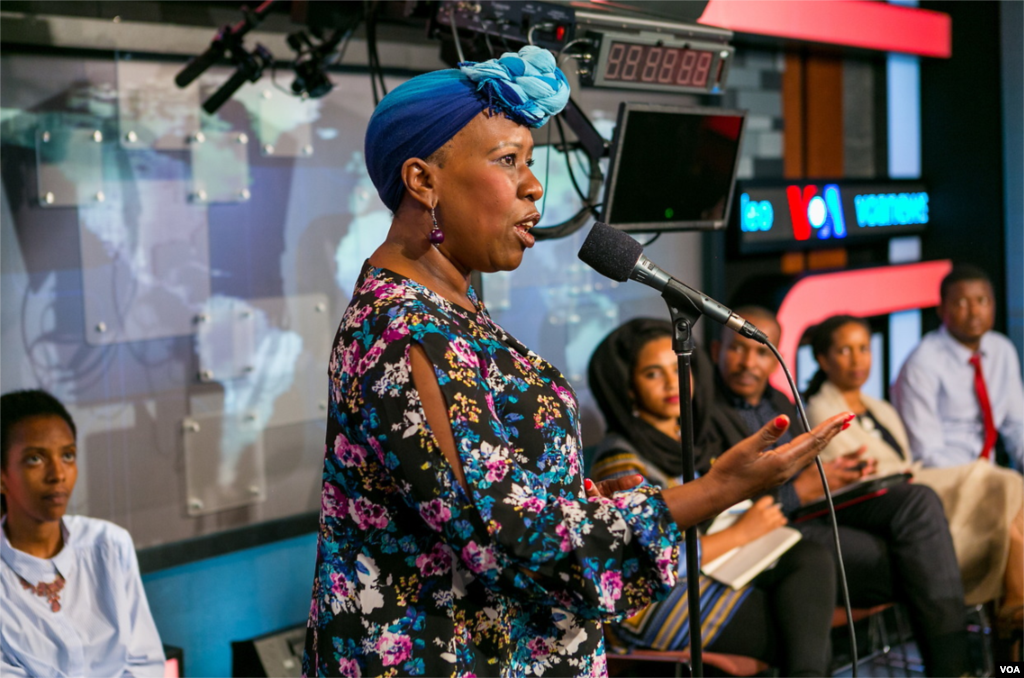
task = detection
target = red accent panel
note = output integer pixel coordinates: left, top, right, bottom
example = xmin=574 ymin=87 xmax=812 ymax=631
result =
xmin=786 ymin=185 xmax=815 ymax=241
xmin=771 ymin=260 xmax=953 ymax=398
xmin=698 ymin=1 xmax=952 ymax=59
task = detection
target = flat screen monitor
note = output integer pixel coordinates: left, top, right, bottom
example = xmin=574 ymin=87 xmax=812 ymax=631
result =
xmin=602 ymin=103 xmax=746 ymax=232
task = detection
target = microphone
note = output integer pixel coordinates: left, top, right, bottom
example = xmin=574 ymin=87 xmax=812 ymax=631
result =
xmin=578 ymin=221 xmax=769 ymax=344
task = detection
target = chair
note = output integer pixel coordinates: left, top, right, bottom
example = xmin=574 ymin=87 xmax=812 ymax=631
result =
xmin=835 ymin=601 xmax=1004 ymax=676
xmin=606 ymin=647 xmax=771 ymax=677
xmin=830 ymin=604 xmax=912 ymax=677
xmin=966 ymin=601 xmax=995 ymax=676
xmin=605 ymin=626 xmax=771 ymax=678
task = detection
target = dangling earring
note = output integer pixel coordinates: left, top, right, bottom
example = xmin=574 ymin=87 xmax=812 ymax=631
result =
xmin=429 ymin=206 xmax=445 ymax=245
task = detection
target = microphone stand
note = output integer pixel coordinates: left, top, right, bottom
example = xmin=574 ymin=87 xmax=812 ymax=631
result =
xmin=660 ymin=283 xmax=858 ymax=678
xmin=662 ymin=281 xmax=705 ymax=678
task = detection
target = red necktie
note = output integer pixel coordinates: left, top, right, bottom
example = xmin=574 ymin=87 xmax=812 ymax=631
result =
xmin=969 ymin=353 xmax=998 ymax=460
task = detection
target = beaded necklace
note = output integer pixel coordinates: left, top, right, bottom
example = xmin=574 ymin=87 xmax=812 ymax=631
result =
xmin=17 ymin=574 xmax=65 ymax=612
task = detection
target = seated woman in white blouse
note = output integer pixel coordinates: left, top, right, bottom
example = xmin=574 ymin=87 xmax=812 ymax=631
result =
xmin=0 ymin=389 xmax=165 ymax=677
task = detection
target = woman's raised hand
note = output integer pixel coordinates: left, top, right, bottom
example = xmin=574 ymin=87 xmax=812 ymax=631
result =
xmin=585 ymin=412 xmax=852 ymax=532
xmin=705 ymin=411 xmax=854 ymax=509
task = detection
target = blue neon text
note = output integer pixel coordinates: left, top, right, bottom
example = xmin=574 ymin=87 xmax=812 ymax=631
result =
xmin=740 ymin=193 xmax=774 ymax=232
xmin=853 ymin=192 xmax=929 ymax=228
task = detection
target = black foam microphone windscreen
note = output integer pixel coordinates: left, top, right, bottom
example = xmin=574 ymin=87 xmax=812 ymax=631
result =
xmin=577 ymin=222 xmax=642 ymax=282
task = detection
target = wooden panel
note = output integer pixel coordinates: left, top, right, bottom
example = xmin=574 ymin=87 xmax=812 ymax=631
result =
xmin=782 ymin=51 xmax=805 ymax=179
xmin=807 ymin=248 xmax=848 ymax=270
xmin=781 ymin=251 xmax=806 ymax=274
xmin=805 ymin=54 xmax=845 ymax=177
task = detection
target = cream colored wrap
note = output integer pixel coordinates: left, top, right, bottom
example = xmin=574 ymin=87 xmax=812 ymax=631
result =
xmin=807 ymin=380 xmax=1024 ymax=605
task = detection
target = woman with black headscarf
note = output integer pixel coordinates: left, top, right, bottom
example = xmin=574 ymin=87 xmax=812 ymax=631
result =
xmin=588 ymin=318 xmax=836 ymax=676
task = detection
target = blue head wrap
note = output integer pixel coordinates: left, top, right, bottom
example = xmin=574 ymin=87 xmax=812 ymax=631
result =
xmin=364 ymin=46 xmax=570 ymax=212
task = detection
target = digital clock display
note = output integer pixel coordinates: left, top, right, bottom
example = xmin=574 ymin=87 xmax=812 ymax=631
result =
xmin=603 ymin=41 xmax=716 ymax=89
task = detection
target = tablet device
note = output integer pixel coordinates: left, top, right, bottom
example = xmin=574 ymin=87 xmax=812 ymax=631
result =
xmin=791 ymin=472 xmax=912 ymax=523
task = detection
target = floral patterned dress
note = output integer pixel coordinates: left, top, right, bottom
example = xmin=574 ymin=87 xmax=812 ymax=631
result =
xmin=303 ymin=263 xmax=682 ymax=678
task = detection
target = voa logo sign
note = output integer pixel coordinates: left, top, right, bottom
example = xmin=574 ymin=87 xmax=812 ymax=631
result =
xmin=786 ymin=184 xmax=847 ymax=241
xmin=998 ymin=665 xmax=1020 ymax=673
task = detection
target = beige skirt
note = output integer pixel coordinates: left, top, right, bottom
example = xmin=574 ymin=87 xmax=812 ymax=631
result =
xmin=916 ymin=460 xmax=1024 ymax=606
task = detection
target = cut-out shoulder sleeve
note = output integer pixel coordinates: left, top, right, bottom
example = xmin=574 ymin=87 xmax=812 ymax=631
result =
xmin=356 ymin=301 xmax=681 ymax=618
xmin=308 ymin=265 xmax=683 ymax=676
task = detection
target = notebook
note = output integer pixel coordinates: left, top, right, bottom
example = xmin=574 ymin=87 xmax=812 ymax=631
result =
xmin=701 ymin=526 xmax=803 ymax=590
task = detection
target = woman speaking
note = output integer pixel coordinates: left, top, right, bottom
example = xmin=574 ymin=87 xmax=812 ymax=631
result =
xmin=302 ymin=47 xmax=852 ymax=677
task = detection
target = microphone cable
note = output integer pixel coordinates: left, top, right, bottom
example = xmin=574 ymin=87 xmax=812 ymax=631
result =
xmin=766 ymin=341 xmax=858 ymax=676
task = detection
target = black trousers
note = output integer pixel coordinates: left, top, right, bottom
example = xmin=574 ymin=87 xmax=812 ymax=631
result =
xmin=706 ymin=539 xmax=836 ymax=677
xmin=796 ymin=482 xmax=970 ymax=678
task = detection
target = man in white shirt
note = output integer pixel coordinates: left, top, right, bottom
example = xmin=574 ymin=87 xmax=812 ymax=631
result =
xmin=893 ymin=264 xmax=1024 ymax=471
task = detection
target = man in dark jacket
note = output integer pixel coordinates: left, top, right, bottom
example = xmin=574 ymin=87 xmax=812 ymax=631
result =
xmin=699 ymin=306 xmax=969 ymax=677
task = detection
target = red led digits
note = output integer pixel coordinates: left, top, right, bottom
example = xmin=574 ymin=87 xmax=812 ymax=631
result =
xmin=602 ymin=42 xmax=717 ymax=90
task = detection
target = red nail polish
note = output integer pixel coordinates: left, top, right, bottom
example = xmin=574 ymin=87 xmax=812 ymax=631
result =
xmin=584 ymin=478 xmax=594 ymax=490
xmin=773 ymin=415 xmax=788 ymax=428
xmin=841 ymin=421 xmax=852 ymax=431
